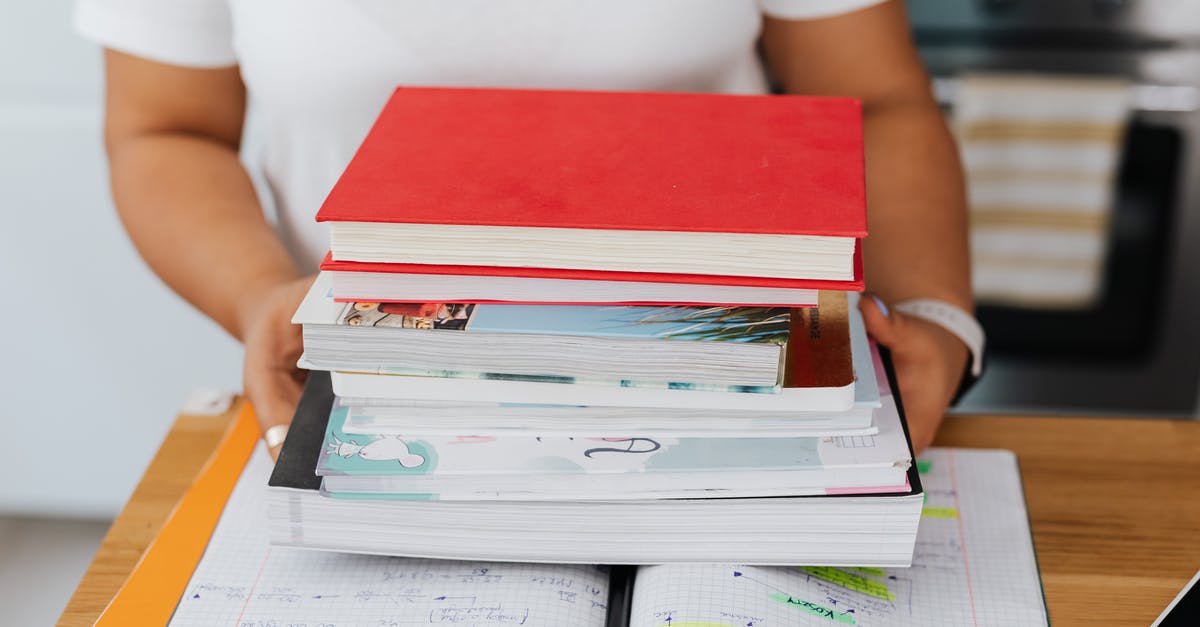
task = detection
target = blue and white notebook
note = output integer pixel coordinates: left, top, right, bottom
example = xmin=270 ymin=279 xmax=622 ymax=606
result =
xmin=315 ymin=347 xmax=908 ymax=501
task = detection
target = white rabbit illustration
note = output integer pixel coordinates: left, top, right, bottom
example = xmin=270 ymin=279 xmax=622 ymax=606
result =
xmin=328 ymin=434 xmax=425 ymax=468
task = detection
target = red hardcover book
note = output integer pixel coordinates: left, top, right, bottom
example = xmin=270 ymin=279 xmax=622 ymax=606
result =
xmin=317 ymin=87 xmax=865 ymax=281
xmin=319 ymin=251 xmax=863 ymax=290
xmin=319 ymin=251 xmax=862 ymax=306
xmin=317 ymin=87 xmax=865 ymax=237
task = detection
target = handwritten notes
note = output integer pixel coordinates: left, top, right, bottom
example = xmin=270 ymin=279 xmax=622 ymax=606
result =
xmin=768 ymin=592 xmax=857 ymax=624
xmin=627 ymin=448 xmax=1048 ymax=627
xmin=169 ymin=449 xmax=610 ymax=626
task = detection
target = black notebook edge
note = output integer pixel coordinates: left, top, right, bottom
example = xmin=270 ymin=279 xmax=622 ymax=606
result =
xmin=606 ymin=565 xmax=637 ymax=627
xmin=878 ymin=346 xmax=924 ymax=498
xmin=268 ymin=370 xmax=333 ymax=491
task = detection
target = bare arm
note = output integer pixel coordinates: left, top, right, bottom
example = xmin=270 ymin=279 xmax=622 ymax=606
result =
xmin=104 ymin=50 xmax=309 ymax=455
xmin=762 ymin=1 xmax=970 ymax=309
xmin=762 ymin=1 xmax=971 ymax=449
xmin=104 ymin=49 xmax=298 ymax=338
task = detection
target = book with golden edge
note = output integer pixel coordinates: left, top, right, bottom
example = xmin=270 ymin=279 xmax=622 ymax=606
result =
xmin=310 ymin=292 xmax=863 ymax=412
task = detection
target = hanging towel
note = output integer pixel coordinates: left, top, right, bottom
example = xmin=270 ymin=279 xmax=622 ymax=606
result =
xmin=952 ymin=73 xmax=1133 ymax=309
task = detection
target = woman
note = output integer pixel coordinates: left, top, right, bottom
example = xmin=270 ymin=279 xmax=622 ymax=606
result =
xmin=77 ymin=0 xmax=974 ymax=457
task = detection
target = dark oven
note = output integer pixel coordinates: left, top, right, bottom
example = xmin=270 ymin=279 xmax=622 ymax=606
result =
xmin=906 ymin=0 xmax=1200 ymax=415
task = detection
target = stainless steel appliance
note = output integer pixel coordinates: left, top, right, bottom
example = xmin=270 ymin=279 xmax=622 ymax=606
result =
xmin=906 ymin=0 xmax=1200 ymax=415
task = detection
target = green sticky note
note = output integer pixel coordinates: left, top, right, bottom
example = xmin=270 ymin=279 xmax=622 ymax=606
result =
xmin=800 ymin=567 xmax=896 ymax=601
xmin=922 ymin=506 xmax=959 ymax=518
xmin=850 ymin=567 xmax=888 ymax=577
xmin=769 ymin=592 xmax=857 ymax=624
xmin=916 ymin=459 xmax=933 ymax=474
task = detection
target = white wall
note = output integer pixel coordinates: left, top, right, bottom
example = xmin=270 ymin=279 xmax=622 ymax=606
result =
xmin=0 ymin=1 xmax=243 ymax=518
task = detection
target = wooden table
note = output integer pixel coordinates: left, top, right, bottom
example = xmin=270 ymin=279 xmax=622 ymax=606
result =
xmin=61 ymin=403 xmax=1200 ymax=626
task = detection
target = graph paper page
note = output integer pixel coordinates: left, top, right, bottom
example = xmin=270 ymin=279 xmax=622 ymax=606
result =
xmin=628 ymin=448 xmax=1048 ymax=627
xmin=169 ymin=447 xmax=611 ymax=626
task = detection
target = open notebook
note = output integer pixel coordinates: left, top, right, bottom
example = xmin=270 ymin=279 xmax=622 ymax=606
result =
xmin=167 ymin=447 xmax=1047 ymax=626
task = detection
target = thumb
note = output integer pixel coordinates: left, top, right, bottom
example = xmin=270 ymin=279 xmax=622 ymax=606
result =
xmin=858 ymin=293 xmax=906 ymax=348
xmin=244 ymin=359 xmax=305 ymax=461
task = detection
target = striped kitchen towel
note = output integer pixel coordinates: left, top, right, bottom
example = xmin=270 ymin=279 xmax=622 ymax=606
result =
xmin=952 ymin=73 xmax=1133 ymax=309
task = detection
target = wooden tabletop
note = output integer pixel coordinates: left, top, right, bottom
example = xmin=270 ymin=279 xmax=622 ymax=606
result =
xmin=61 ymin=404 xmax=1200 ymax=626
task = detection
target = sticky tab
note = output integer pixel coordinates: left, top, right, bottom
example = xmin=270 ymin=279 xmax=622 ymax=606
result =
xmin=800 ymin=567 xmax=895 ymax=600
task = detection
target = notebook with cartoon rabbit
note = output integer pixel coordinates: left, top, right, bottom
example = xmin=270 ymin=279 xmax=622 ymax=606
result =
xmin=314 ymin=383 xmax=914 ymax=500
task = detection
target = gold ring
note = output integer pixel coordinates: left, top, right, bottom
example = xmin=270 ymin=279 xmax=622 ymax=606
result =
xmin=263 ymin=424 xmax=289 ymax=449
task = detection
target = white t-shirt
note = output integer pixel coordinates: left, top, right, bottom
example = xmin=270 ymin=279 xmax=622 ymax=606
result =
xmin=76 ymin=0 xmax=885 ymax=270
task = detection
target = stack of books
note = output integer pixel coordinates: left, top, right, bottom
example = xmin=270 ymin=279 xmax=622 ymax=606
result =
xmin=269 ymin=87 xmax=925 ymax=566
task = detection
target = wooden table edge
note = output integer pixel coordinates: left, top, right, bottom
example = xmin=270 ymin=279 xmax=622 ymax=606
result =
xmin=58 ymin=400 xmax=244 ymax=627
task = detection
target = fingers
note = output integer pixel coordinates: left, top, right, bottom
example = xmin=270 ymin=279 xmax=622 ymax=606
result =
xmin=860 ymin=294 xmax=952 ymax=453
xmin=858 ymin=293 xmax=905 ymax=347
xmin=241 ymin=276 xmax=313 ymax=461
xmin=244 ymin=351 xmax=304 ymax=461
xmin=252 ymin=369 xmax=302 ymax=460
xmin=900 ymin=382 xmax=943 ymax=454
xmin=260 ymin=424 xmax=289 ymax=463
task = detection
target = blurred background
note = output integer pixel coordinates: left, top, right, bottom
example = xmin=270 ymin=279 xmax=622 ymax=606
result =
xmin=2 ymin=1 xmax=1198 ymax=624
xmin=0 ymin=2 xmax=242 ymax=624
xmin=907 ymin=0 xmax=1200 ymax=417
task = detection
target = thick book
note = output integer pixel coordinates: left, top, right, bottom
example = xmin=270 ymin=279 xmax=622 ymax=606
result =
xmin=269 ymin=365 xmax=922 ymax=565
xmin=323 ymin=291 xmax=857 ymax=411
xmin=320 ymin=252 xmax=862 ymax=305
xmin=294 ymin=272 xmax=794 ymax=389
xmin=316 ymin=349 xmax=911 ymax=501
xmin=317 ymin=87 xmax=866 ymax=281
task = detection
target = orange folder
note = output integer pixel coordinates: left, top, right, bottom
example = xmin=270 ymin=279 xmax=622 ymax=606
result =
xmin=96 ymin=402 xmax=259 ymax=626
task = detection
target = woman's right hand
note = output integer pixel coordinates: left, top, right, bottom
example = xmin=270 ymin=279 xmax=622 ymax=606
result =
xmin=239 ymin=275 xmax=316 ymax=460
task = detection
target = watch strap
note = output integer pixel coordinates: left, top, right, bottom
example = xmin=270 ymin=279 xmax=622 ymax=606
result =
xmin=892 ymin=298 xmax=985 ymax=377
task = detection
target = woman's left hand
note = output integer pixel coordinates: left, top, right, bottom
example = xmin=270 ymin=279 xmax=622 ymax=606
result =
xmin=858 ymin=295 xmax=969 ymax=453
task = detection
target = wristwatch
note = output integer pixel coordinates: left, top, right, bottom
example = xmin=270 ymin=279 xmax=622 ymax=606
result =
xmin=891 ymin=298 xmax=987 ymax=405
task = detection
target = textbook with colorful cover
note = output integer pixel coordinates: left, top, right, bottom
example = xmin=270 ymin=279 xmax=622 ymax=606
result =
xmin=317 ymin=87 xmax=867 ymax=284
xmin=331 ymin=292 xmax=881 ymax=437
xmin=294 ymin=272 xmax=795 ymax=389
xmin=322 ymin=291 xmax=858 ymax=411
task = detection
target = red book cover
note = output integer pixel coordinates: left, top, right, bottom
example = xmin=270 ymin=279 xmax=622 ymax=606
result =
xmin=320 ymin=248 xmax=865 ymax=292
xmin=316 ymin=87 xmax=866 ymax=237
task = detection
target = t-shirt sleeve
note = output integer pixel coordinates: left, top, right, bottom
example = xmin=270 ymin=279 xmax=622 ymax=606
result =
xmin=74 ymin=0 xmax=236 ymax=68
xmin=759 ymin=0 xmax=890 ymax=20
